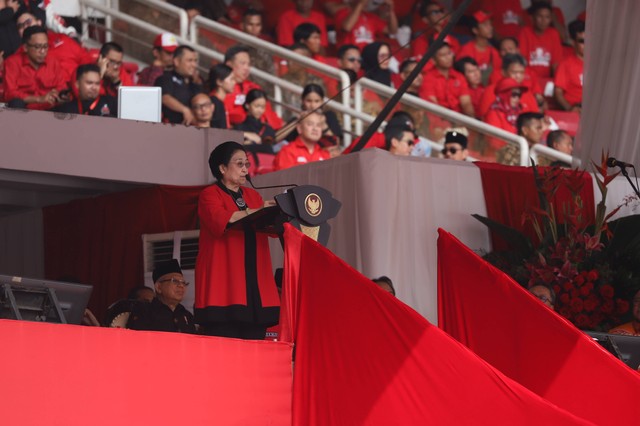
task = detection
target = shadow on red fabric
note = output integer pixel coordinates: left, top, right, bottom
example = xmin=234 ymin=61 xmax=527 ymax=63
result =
xmin=280 ymin=225 xmax=590 ymax=425
xmin=474 ymin=162 xmax=595 ymax=251
xmin=437 ymin=228 xmax=640 ymax=426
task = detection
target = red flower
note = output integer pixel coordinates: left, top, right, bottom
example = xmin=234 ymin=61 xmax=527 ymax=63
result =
xmin=563 ymin=282 xmax=575 ymax=291
xmin=576 ymin=314 xmax=590 ymax=328
xmin=579 ymin=286 xmax=591 ymax=296
xmin=574 ymin=275 xmax=585 ymax=285
xmin=570 ymin=298 xmax=584 ymax=313
xmin=602 ymin=299 xmax=614 ymax=314
xmin=584 ymin=298 xmax=598 ymax=312
xmin=616 ymin=299 xmax=630 ymax=315
xmin=599 ymin=284 xmax=614 ymax=298
xmin=553 ymin=285 xmax=561 ymax=294
xmin=587 ymin=270 xmax=599 ymax=282
xmin=583 ymin=282 xmax=594 ymax=292
xmin=560 ymin=293 xmax=570 ymax=304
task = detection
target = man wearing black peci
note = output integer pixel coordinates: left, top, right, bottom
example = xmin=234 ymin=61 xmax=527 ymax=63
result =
xmin=55 ymin=64 xmax=117 ymax=117
xmin=127 ymin=259 xmax=196 ymax=334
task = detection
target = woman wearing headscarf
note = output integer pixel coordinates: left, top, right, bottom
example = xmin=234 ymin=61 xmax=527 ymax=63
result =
xmin=195 ymin=142 xmax=279 ymax=339
xmin=361 ymin=41 xmax=393 ymax=87
xmin=484 ymin=77 xmax=528 ymax=151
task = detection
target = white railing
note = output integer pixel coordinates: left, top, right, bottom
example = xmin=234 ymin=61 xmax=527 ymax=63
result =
xmin=100 ymin=0 xmax=189 ymax=40
xmin=80 ymin=0 xmax=580 ymax=166
xmin=188 ymin=15 xmax=355 ymax=144
xmin=358 ymin=77 xmax=531 ymax=165
xmin=530 ymin=143 xmax=579 ymax=167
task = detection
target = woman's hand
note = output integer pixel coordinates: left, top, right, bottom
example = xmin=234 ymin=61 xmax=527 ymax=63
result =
xmin=264 ymin=200 xmax=276 ymax=208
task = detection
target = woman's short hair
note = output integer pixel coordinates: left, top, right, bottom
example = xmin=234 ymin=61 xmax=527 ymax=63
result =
xmin=208 ymin=141 xmax=245 ymax=180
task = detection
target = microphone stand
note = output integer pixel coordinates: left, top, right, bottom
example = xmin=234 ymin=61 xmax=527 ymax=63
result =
xmin=618 ymin=166 xmax=640 ymax=199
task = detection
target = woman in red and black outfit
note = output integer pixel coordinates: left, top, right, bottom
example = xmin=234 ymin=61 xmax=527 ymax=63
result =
xmin=195 ymin=142 xmax=280 ymax=339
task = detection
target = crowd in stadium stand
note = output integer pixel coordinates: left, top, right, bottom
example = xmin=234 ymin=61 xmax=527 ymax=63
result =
xmin=1 ymin=0 xmax=585 ymax=168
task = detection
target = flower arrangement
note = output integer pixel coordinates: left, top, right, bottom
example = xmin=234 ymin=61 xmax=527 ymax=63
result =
xmin=475 ymin=154 xmax=640 ymax=331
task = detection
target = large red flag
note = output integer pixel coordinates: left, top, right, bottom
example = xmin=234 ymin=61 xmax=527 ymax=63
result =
xmin=282 ymin=225 xmax=591 ymax=425
xmin=438 ymin=228 xmax=640 ymax=426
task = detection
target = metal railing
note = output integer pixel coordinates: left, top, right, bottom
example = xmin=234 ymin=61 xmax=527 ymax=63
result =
xmin=188 ymin=14 xmax=355 ymax=145
xmin=530 ymin=143 xmax=579 ymax=167
xmin=101 ymin=0 xmax=189 ymax=40
xmin=80 ymin=0 xmax=579 ymax=166
xmin=357 ymin=77 xmax=530 ymax=165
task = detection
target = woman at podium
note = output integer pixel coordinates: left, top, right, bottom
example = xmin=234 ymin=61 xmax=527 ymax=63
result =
xmin=194 ymin=141 xmax=280 ymax=339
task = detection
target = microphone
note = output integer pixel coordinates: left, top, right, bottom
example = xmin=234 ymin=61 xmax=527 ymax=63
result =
xmin=245 ymin=174 xmax=298 ymax=190
xmin=607 ymin=157 xmax=634 ymax=169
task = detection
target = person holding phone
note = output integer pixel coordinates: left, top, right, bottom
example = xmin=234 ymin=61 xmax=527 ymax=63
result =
xmin=3 ymin=25 xmax=68 ymax=110
xmin=54 ymin=64 xmax=117 ymax=117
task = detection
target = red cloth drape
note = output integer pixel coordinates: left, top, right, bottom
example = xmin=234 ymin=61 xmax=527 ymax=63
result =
xmin=42 ymin=185 xmax=205 ymax=321
xmin=0 ymin=319 xmax=292 ymax=425
xmin=474 ymin=162 xmax=596 ymax=251
xmin=437 ymin=228 xmax=640 ymax=426
xmin=281 ymin=225 xmax=591 ymax=425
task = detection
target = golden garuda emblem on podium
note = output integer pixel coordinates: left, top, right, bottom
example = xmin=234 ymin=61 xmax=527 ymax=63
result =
xmin=304 ymin=193 xmax=322 ymax=217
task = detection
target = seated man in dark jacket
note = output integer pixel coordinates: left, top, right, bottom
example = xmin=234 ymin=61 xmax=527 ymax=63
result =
xmin=127 ymin=259 xmax=196 ymax=334
xmin=55 ymin=64 xmax=117 ymax=117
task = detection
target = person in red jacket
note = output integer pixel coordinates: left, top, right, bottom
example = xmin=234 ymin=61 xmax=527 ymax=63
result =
xmin=484 ymin=77 xmax=528 ymax=136
xmin=274 ymin=111 xmax=331 ymax=170
xmin=277 ymin=0 xmax=328 ymax=49
xmin=554 ymin=20 xmax=584 ymax=113
xmin=223 ymin=44 xmax=283 ymax=130
xmin=3 ymin=25 xmax=68 ymax=110
xmin=15 ymin=10 xmax=93 ymax=85
xmin=517 ymin=1 xmax=563 ymax=79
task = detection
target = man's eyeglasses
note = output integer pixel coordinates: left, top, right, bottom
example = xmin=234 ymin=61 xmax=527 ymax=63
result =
xmin=346 ymin=57 xmax=362 ymax=63
xmin=576 ymin=38 xmax=585 ymax=44
xmin=511 ymin=90 xmax=522 ymax=98
xmin=27 ymin=43 xmax=49 ymax=51
xmin=536 ymin=295 xmax=552 ymax=304
xmin=107 ymin=59 xmax=123 ymax=68
xmin=442 ymin=147 xmax=460 ymax=155
xmin=192 ymin=102 xmax=213 ymax=110
xmin=159 ymin=278 xmax=190 ymax=287
xmin=400 ymin=138 xmax=415 ymax=146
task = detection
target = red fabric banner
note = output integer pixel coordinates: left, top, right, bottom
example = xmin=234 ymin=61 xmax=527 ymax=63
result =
xmin=282 ymin=225 xmax=591 ymax=425
xmin=0 ymin=319 xmax=292 ymax=425
xmin=437 ymin=229 xmax=640 ymax=426
xmin=42 ymin=185 xmax=204 ymax=320
xmin=474 ymin=162 xmax=596 ymax=251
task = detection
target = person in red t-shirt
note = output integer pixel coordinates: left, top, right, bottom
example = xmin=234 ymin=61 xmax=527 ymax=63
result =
xmin=277 ymin=0 xmax=328 ymax=49
xmin=411 ymin=1 xmax=460 ymax=61
xmin=3 ymin=26 xmax=68 ymax=110
xmin=458 ymin=11 xmax=501 ymax=86
xmin=335 ymin=0 xmax=398 ymax=50
xmin=518 ymin=2 xmax=563 ymax=79
xmin=524 ymin=0 xmax=568 ymax=44
xmin=224 ymin=44 xmax=283 ymax=130
xmin=454 ymin=57 xmax=484 ymax=119
xmin=554 ymin=20 xmax=584 ymax=113
xmin=274 ymin=111 xmax=331 ymax=170
xmin=479 ymin=0 xmax=524 ymax=39
xmin=478 ymin=53 xmax=541 ymax=119
xmin=15 ymin=10 xmax=94 ymax=86
xmin=420 ymin=42 xmax=474 ymax=117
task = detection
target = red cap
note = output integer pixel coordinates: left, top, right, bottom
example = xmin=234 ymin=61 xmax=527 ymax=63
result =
xmin=494 ymin=77 xmax=528 ymax=95
xmin=153 ymin=33 xmax=178 ymax=53
xmin=472 ymin=11 xmax=491 ymax=24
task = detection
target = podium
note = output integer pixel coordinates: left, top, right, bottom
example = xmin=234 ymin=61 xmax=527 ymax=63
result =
xmin=227 ymin=185 xmax=341 ymax=246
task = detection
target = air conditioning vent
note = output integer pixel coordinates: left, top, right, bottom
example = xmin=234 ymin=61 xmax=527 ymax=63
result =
xmin=142 ymin=230 xmax=200 ymax=272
